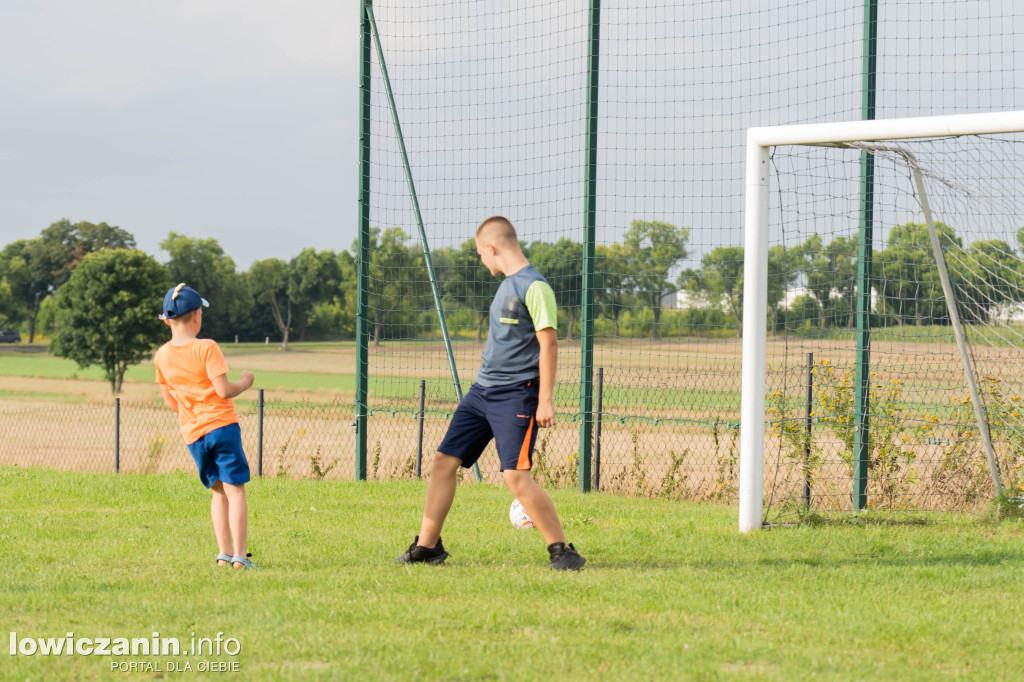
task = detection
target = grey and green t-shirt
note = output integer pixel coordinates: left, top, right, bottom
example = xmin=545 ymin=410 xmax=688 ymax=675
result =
xmin=475 ymin=264 xmax=558 ymax=387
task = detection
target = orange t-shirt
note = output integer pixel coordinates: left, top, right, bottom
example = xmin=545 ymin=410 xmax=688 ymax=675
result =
xmin=154 ymin=339 xmax=239 ymax=444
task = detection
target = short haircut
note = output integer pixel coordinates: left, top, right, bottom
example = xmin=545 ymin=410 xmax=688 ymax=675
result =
xmin=476 ymin=216 xmax=518 ymax=246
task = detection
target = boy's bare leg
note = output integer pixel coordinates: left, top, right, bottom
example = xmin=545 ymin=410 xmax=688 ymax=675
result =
xmin=502 ymin=470 xmax=566 ymax=546
xmin=222 ymin=482 xmax=248 ymax=566
xmin=210 ymin=482 xmax=233 ymax=564
xmin=416 ymin=452 xmax=461 ymax=548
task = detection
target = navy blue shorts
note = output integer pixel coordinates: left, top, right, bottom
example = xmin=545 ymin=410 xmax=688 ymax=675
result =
xmin=186 ymin=423 xmax=251 ymax=488
xmin=438 ymin=380 xmax=540 ymax=471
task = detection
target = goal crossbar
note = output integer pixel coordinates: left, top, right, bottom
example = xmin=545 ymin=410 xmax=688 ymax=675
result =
xmin=740 ymin=110 xmax=1024 ymax=532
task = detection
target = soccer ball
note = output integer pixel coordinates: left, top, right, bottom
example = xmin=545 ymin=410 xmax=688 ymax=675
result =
xmin=509 ymin=498 xmax=535 ymax=529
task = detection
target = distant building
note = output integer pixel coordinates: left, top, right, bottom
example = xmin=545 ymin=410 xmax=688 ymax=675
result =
xmin=663 ymin=286 xmax=880 ymax=311
xmin=991 ymin=302 xmax=1024 ymax=322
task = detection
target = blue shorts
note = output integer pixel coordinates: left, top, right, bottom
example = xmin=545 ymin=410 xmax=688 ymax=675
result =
xmin=186 ymin=423 xmax=250 ymax=488
xmin=438 ymin=380 xmax=539 ymax=471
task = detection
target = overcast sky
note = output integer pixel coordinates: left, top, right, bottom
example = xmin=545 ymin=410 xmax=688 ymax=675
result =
xmin=0 ymin=0 xmax=360 ymax=268
xmin=4 ymin=1 xmax=1023 ymax=273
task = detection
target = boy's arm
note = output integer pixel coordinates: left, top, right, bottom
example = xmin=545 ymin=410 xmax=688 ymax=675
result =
xmin=535 ymin=327 xmax=557 ymax=427
xmin=159 ymin=384 xmax=179 ymax=413
xmin=212 ymin=370 xmax=255 ymax=400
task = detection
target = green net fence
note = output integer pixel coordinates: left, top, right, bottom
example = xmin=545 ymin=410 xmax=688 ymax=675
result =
xmin=359 ymin=1 xmax=1024 ymax=512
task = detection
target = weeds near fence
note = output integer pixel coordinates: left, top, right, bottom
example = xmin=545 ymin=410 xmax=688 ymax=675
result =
xmin=370 ymin=440 xmax=382 ymax=478
xmin=930 ymin=376 xmax=1024 ymax=510
xmin=561 ymin=450 xmax=579 ymax=489
xmin=993 ymin=487 xmax=1024 ymax=520
xmin=659 ymin=449 xmax=688 ymax=498
xmin=309 ymin=449 xmax=337 ymax=480
xmin=530 ymin=431 xmax=551 ymax=484
xmin=530 ymin=432 xmax=578 ymax=488
xmin=629 ymin=429 xmax=646 ymax=495
xmin=978 ymin=376 xmax=1024 ymax=493
xmin=810 ymin=360 xmax=922 ymax=510
xmin=142 ymin=435 xmax=171 ymax=474
xmin=803 ymin=361 xmax=1024 ymax=512
xmin=711 ymin=422 xmax=739 ymax=501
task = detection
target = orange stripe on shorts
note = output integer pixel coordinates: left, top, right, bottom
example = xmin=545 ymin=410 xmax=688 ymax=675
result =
xmin=516 ymin=417 xmax=535 ymax=470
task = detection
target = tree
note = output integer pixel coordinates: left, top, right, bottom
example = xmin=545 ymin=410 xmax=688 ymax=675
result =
xmin=289 ymin=248 xmax=343 ymax=341
xmin=827 ymin=236 xmax=859 ymax=329
xmin=0 ymin=239 xmax=48 ymax=342
xmin=680 ymin=245 xmax=744 ymax=337
xmin=438 ymin=239 xmax=493 ymax=342
xmin=50 ymin=249 xmax=169 ymax=394
xmin=0 ymin=275 xmax=19 ymax=330
xmin=0 ymin=241 xmax=32 ymax=331
xmin=877 ymin=222 xmax=959 ymax=326
xmin=247 ymin=246 xmax=366 ymax=348
xmin=624 ymin=220 xmax=689 ymax=339
xmin=800 ymin=235 xmax=859 ymax=330
xmin=950 ymin=238 xmax=1022 ymax=323
xmin=355 ymin=227 xmax=432 ymax=347
xmin=333 ymin=250 xmax=358 ymax=338
xmin=160 ymin=232 xmax=249 ymax=342
xmin=31 ymin=219 xmax=136 ymax=290
xmin=802 ymin=235 xmax=833 ymax=329
xmin=248 ymin=258 xmax=293 ymax=349
xmin=595 ymin=243 xmax=633 ymax=337
xmin=2 ymin=220 xmax=136 ymax=343
xmin=767 ymin=244 xmax=802 ymax=335
xmin=527 ymin=238 xmax=583 ymax=339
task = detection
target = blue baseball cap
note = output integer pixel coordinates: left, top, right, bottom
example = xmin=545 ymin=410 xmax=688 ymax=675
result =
xmin=160 ymin=283 xmax=209 ymax=320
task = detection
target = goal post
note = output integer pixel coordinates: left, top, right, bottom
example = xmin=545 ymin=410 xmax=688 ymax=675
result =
xmin=740 ymin=111 xmax=1024 ymax=532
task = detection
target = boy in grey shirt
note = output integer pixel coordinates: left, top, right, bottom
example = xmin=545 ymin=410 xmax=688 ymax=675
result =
xmin=396 ymin=216 xmax=586 ymax=570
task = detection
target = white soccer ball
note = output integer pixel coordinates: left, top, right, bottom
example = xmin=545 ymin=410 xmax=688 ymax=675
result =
xmin=509 ymin=498 xmax=535 ymax=529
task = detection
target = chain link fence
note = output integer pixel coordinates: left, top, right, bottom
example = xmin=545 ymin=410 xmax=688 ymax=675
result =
xmin=359 ymin=0 xmax=1024 ymax=513
xmin=1 ymin=372 xmax=741 ymax=501
xmin=0 ymin=392 xmax=354 ymax=482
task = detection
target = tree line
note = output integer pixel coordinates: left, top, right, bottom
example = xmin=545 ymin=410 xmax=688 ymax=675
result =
xmin=1 ymin=217 xmax=1022 ymax=391
xmin=0 ymin=219 xmax=355 ymax=348
xmin=363 ymin=219 xmax=1024 ymax=342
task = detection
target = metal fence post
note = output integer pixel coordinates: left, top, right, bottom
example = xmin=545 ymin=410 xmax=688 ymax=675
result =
xmin=594 ymin=367 xmax=603 ymax=492
xmin=853 ymin=0 xmax=879 ymax=510
xmin=804 ymin=353 xmax=813 ymax=509
xmin=416 ymin=379 xmax=426 ymax=479
xmin=578 ymin=0 xmax=601 ymax=493
xmin=114 ymin=397 xmax=120 ymax=473
xmin=355 ymin=0 xmax=372 ymax=482
xmin=257 ymin=388 xmax=264 ymax=477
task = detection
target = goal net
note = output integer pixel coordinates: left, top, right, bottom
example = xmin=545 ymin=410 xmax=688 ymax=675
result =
xmin=740 ymin=112 xmax=1024 ymax=530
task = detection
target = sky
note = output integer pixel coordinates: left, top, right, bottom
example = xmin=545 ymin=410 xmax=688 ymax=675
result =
xmin=3 ymin=1 xmax=1023 ymax=274
xmin=0 ymin=0 xmax=360 ymax=269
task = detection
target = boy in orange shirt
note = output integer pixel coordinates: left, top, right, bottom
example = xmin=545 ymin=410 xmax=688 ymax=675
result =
xmin=154 ymin=283 xmax=257 ymax=570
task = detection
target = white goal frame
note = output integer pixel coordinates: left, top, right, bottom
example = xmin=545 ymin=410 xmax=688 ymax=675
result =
xmin=739 ymin=111 xmax=1024 ymax=532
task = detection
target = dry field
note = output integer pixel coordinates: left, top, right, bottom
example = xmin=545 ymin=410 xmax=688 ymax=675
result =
xmin=1 ymin=335 xmax=1018 ymax=514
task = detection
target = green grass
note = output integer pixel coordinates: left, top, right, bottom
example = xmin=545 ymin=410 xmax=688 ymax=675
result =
xmin=786 ymin=321 xmax=1024 ymax=346
xmin=0 ymin=349 xmax=741 ymax=412
xmin=0 ymin=354 xmax=146 ymax=382
xmin=2 ymin=467 xmax=1022 ymax=680
xmin=0 ymin=353 xmax=357 ymax=394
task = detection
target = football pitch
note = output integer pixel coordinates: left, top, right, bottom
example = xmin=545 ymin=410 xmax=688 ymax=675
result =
xmin=2 ymin=466 xmax=1021 ymax=680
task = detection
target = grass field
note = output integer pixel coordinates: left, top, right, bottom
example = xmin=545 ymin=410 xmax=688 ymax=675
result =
xmin=2 ymin=466 xmax=1022 ymax=680
xmin=1 ymin=335 xmax=1019 ymax=512
xmin=0 ymin=341 xmax=739 ymax=410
